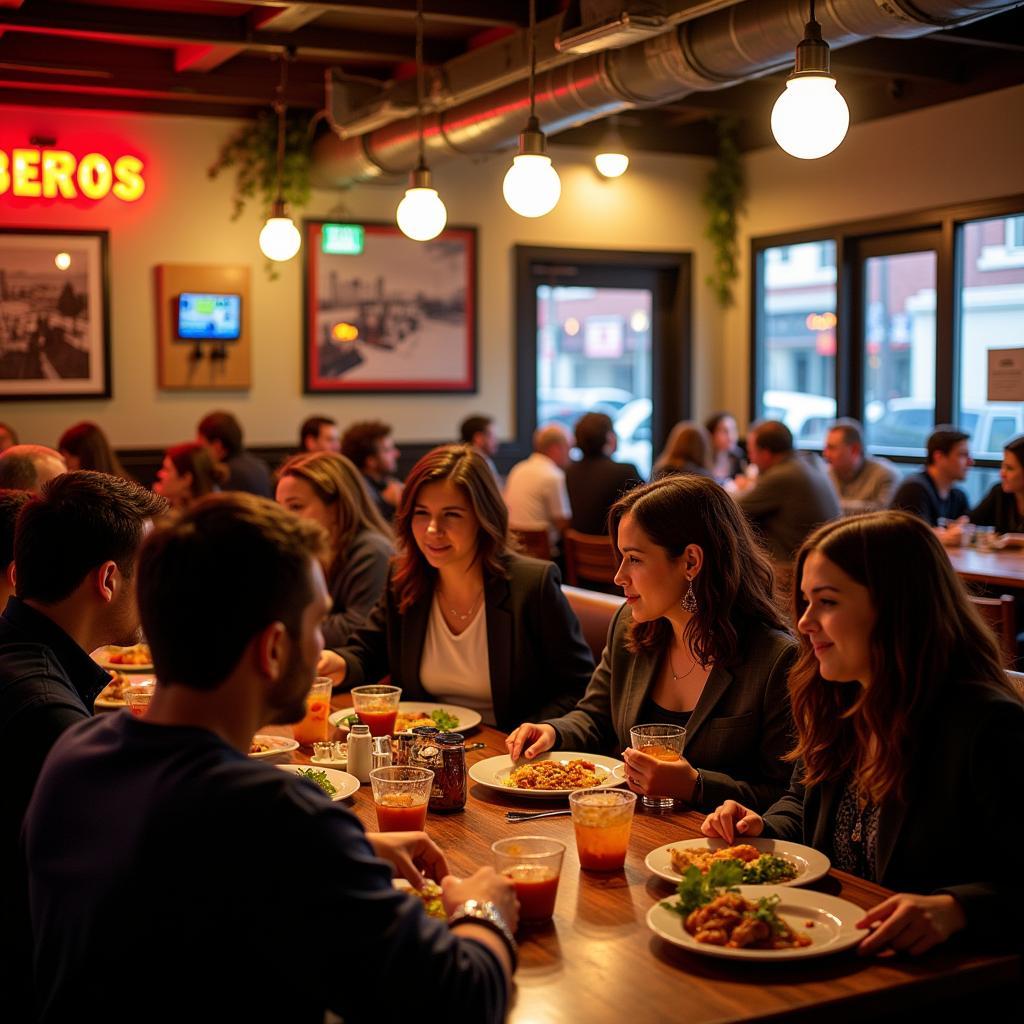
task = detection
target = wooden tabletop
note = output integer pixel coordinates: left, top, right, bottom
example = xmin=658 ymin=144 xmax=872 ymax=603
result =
xmin=273 ymin=710 xmax=1019 ymax=1023
xmin=947 ymin=545 xmax=1024 ymax=589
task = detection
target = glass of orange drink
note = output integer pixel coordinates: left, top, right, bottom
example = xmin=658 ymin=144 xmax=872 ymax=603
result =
xmin=351 ymin=684 xmax=402 ymax=738
xmin=293 ymin=677 xmax=333 ymax=746
xmin=369 ymin=766 xmax=434 ymax=832
xmin=492 ymin=836 xmax=566 ymax=923
xmin=124 ymin=680 xmax=156 ymax=718
xmin=569 ymin=789 xmax=636 ymax=872
xmin=629 ymin=723 xmax=686 ymax=810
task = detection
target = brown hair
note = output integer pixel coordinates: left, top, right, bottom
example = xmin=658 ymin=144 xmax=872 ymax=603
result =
xmin=654 ymin=421 xmax=712 ymax=475
xmin=750 ymin=419 xmax=793 ymax=454
xmin=391 ymin=445 xmax=510 ymax=614
xmin=58 ymin=422 xmax=129 ymax=479
xmin=341 ymin=420 xmax=392 ymax=472
xmin=165 ymin=442 xmax=227 ymax=506
xmin=608 ymin=475 xmax=787 ymax=667
xmin=788 ymin=510 xmax=1014 ymax=804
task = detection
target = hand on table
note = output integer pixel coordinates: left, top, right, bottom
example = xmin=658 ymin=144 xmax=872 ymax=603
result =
xmin=317 ymin=649 xmax=347 ymax=685
xmin=701 ymin=800 xmax=765 ymax=843
xmin=506 ymin=723 xmax=556 ymax=760
xmin=856 ymin=893 xmax=966 ymax=957
xmin=621 ymin=747 xmax=699 ymax=801
xmin=442 ymin=867 xmax=519 ymax=934
xmin=366 ymin=831 xmax=449 ymax=889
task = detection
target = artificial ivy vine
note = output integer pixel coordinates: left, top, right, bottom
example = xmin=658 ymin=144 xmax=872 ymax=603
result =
xmin=702 ymin=116 xmax=745 ymax=308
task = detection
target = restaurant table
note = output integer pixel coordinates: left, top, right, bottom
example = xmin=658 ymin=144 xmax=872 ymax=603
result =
xmin=947 ymin=545 xmax=1024 ymax=590
xmin=271 ymin=704 xmax=1020 ymax=1023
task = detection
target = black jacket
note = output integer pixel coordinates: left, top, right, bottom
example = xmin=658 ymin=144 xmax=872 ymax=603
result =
xmin=565 ymin=455 xmax=642 ymax=535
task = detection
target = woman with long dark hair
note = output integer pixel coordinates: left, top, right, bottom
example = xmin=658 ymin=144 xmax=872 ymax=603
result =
xmin=703 ymin=510 xmax=1024 ymax=954
xmin=154 ymin=441 xmax=226 ymax=511
xmin=970 ymin=433 xmax=1024 ymax=534
xmin=276 ymin=451 xmax=393 ymax=648
xmin=318 ymin=445 xmax=593 ymax=730
xmin=58 ymin=422 xmax=129 ymax=479
xmin=704 ymin=411 xmax=747 ymax=483
xmin=652 ymin=421 xmax=714 ymax=481
xmin=508 ymin=475 xmax=797 ymax=811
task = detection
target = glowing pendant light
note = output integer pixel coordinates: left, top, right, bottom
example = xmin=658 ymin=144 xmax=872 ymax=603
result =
xmin=503 ymin=0 xmax=560 ymax=218
xmin=770 ymin=0 xmax=849 ymax=160
xmin=594 ymin=116 xmax=629 ymax=179
xmin=259 ymin=49 xmax=302 ymax=262
xmin=397 ymin=0 xmax=448 ymax=241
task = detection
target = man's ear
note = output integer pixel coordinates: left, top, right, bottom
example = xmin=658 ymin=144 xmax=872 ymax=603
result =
xmin=255 ymin=620 xmax=289 ymax=681
xmin=94 ymin=560 xmax=119 ymax=604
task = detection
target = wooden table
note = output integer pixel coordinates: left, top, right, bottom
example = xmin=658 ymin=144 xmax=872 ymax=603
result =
xmin=947 ymin=545 xmax=1024 ymax=590
xmin=276 ymin=710 xmax=1019 ymax=1022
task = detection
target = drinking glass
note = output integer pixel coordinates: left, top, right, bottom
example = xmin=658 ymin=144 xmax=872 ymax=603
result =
xmin=629 ymin=723 xmax=686 ymax=810
xmin=492 ymin=836 xmax=566 ymax=922
xmin=293 ymin=677 xmax=333 ymax=745
xmin=351 ymin=684 xmax=402 ymax=737
xmin=124 ymin=679 xmax=155 ymax=718
xmin=369 ymin=766 xmax=434 ymax=832
xmin=569 ymin=789 xmax=636 ymax=871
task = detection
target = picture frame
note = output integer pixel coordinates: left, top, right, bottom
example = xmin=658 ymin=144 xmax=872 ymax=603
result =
xmin=0 ymin=228 xmax=111 ymax=399
xmin=303 ymin=220 xmax=476 ymax=394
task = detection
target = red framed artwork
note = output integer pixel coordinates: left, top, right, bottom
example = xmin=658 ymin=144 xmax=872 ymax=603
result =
xmin=303 ymin=220 xmax=477 ymax=393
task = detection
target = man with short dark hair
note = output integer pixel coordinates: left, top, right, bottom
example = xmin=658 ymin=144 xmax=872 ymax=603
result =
xmin=197 ymin=409 xmax=272 ymax=497
xmin=25 ymin=494 xmax=516 ymax=1023
xmin=891 ymin=427 xmax=972 ymax=526
xmin=0 ymin=444 xmax=66 ymax=493
xmin=0 ymin=472 xmax=167 ymax=1020
xmin=460 ymin=414 xmax=501 ymax=483
xmin=736 ymin=419 xmax=840 ymax=560
xmin=565 ymin=411 xmax=641 ymax=535
xmin=823 ymin=418 xmax=900 ymax=514
xmin=299 ymin=415 xmax=340 ymax=453
xmin=341 ymin=419 xmax=403 ymax=521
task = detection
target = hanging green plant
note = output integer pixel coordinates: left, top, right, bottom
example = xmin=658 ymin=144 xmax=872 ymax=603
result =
xmin=207 ymin=109 xmax=312 ymax=222
xmin=702 ymin=116 xmax=745 ymax=308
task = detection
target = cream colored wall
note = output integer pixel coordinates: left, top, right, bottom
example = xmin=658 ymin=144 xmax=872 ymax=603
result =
xmin=0 ymin=104 xmax=717 ymax=450
xmin=721 ymin=83 xmax=1024 ymax=425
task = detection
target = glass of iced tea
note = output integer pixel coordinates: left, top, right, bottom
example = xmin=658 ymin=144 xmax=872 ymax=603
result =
xmin=124 ymin=680 xmax=155 ymax=718
xmin=293 ymin=677 xmax=333 ymax=746
xmin=351 ymin=684 xmax=402 ymax=738
xmin=569 ymin=789 xmax=636 ymax=872
xmin=369 ymin=766 xmax=433 ymax=832
xmin=492 ymin=836 xmax=565 ymax=923
xmin=629 ymin=723 xmax=686 ymax=810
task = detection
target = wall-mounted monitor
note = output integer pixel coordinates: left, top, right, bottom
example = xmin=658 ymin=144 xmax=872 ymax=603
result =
xmin=177 ymin=292 xmax=242 ymax=341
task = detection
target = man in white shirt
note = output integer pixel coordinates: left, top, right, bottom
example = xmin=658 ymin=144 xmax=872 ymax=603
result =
xmin=504 ymin=424 xmax=572 ymax=554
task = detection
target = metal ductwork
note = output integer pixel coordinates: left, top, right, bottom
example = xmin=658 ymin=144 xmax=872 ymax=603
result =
xmin=311 ymin=0 xmax=1020 ymax=187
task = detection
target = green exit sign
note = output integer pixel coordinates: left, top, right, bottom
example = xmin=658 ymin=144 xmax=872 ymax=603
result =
xmin=322 ymin=223 xmax=365 ymax=255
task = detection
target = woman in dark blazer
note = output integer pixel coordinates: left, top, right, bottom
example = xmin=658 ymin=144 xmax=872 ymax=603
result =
xmin=969 ymin=433 xmax=1024 ymax=534
xmin=704 ymin=511 xmax=1024 ymax=955
xmin=318 ymin=445 xmax=593 ymax=730
xmin=508 ymin=476 xmax=797 ymax=811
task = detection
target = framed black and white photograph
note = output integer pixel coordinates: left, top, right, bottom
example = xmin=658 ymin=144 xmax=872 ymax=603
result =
xmin=0 ymin=228 xmax=111 ymax=399
xmin=304 ymin=220 xmax=476 ymax=394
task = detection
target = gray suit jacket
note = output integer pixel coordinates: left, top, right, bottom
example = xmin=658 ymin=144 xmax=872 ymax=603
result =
xmin=321 ymin=529 xmax=395 ymax=649
xmin=544 ymin=604 xmax=798 ymax=812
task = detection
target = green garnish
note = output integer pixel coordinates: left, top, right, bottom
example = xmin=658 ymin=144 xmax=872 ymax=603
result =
xmin=341 ymin=713 xmax=360 ymax=729
xmin=740 ymin=854 xmax=798 ymax=885
xmin=430 ymin=709 xmax=459 ymax=732
xmin=663 ymin=860 xmax=744 ymax=918
xmin=752 ymin=894 xmax=787 ymax=936
xmin=296 ymin=768 xmax=337 ymax=796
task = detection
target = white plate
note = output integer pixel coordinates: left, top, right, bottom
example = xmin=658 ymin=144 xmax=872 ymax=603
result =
xmin=248 ymin=735 xmax=299 ymax=760
xmin=277 ymin=764 xmax=359 ymax=801
xmin=91 ymin=645 xmax=154 ymax=672
xmin=645 ymin=838 xmax=830 ymax=888
xmin=94 ymin=673 xmax=157 ymax=710
xmin=647 ymin=885 xmax=864 ymax=961
xmin=468 ymin=752 xmax=626 ymax=799
xmin=328 ymin=701 xmax=482 ymax=734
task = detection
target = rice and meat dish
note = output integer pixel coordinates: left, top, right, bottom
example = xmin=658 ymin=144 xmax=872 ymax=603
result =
xmin=684 ymin=892 xmax=811 ymax=950
xmin=669 ymin=844 xmax=798 ymax=884
xmin=504 ymin=758 xmax=602 ymax=790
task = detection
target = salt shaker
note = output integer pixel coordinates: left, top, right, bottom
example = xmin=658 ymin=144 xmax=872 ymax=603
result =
xmin=371 ymin=735 xmax=393 ymax=772
xmin=347 ymin=723 xmax=372 ymax=784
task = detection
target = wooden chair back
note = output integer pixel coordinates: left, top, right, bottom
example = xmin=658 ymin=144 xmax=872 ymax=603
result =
xmin=969 ymin=593 xmax=1017 ymax=668
xmin=562 ymin=585 xmax=625 ymax=664
xmin=563 ymin=529 xmax=618 ymax=589
xmin=511 ymin=528 xmax=553 ymax=561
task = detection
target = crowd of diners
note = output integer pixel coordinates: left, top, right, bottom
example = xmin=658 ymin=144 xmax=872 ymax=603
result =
xmin=0 ymin=404 xmax=1021 ymax=1022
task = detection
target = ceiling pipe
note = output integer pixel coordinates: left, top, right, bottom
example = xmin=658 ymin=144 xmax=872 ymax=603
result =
xmin=311 ymin=0 xmax=1020 ymax=187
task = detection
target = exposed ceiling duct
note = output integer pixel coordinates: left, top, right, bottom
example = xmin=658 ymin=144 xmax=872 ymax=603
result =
xmin=311 ymin=0 xmax=1022 ymax=188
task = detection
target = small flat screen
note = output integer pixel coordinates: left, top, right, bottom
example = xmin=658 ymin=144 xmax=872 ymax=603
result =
xmin=177 ymin=292 xmax=241 ymax=340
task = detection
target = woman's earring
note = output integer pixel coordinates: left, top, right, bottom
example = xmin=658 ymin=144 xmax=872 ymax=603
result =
xmin=681 ymin=579 xmax=698 ymax=614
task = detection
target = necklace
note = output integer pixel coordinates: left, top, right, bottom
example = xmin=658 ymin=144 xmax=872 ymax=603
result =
xmin=438 ymin=587 xmax=483 ymax=622
xmin=668 ymin=645 xmax=697 ymax=682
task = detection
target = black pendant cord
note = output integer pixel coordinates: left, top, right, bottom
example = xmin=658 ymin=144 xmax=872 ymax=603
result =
xmin=809 ymin=0 xmax=815 ymax=24
xmin=272 ymin=49 xmax=291 ymax=206
xmin=416 ymin=0 xmax=426 ymax=170
xmin=528 ymin=0 xmax=537 ymax=122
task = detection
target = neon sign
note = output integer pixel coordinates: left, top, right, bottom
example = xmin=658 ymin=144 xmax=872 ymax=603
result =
xmin=0 ymin=147 xmax=145 ymax=203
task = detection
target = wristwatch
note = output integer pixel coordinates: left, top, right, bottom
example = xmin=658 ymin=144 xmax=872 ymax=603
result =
xmin=448 ymin=899 xmax=518 ymax=967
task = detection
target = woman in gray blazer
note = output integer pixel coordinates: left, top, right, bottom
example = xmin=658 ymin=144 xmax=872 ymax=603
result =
xmin=508 ymin=475 xmax=797 ymax=812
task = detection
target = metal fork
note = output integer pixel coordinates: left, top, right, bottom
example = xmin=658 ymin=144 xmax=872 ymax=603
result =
xmin=505 ymin=808 xmax=571 ymax=822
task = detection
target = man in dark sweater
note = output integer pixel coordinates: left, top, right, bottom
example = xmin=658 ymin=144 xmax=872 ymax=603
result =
xmin=891 ymin=427 xmax=972 ymax=526
xmin=25 ymin=494 xmax=516 ymax=1024
xmin=0 ymin=472 xmax=167 ymax=1021
xmin=565 ymin=411 xmax=642 ymax=535
xmin=197 ymin=409 xmax=272 ymax=497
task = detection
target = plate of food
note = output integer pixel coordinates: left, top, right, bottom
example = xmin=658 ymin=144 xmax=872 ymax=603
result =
xmin=277 ymin=764 xmax=359 ymax=801
xmin=648 ymin=866 xmax=863 ymax=961
xmin=645 ymin=837 xmax=830 ymax=888
xmin=468 ymin=752 xmax=626 ymax=799
xmin=249 ymin=735 xmax=300 ymax=760
xmin=94 ymin=671 xmax=157 ymax=710
xmin=92 ymin=643 xmax=153 ymax=672
xmin=329 ymin=702 xmax=481 ymax=735
xmin=394 ymin=878 xmax=447 ymax=920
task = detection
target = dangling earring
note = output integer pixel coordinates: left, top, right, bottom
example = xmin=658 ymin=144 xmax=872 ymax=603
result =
xmin=681 ymin=578 xmax=697 ymax=614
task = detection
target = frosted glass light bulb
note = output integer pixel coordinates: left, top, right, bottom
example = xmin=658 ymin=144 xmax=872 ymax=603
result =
xmin=594 ymin=152 xmax=629 ymax=178
xmin=259 ymin=215 xmax=302 ymax=262
xmin=396 ymin=186 xmax=448 ymax=241
xmin=503 ymin=153 xmax=561 ymax=218
xmin=771 ymin=75 xmax=849 ymax=160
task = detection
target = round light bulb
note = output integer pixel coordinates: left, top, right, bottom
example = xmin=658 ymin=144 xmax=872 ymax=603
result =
xmin=258 ymin=216 xmax=302 ymax=262
xmin=54 ymin=251 xmax=71 ymax=271
xmin=594 ymin=152 xmax=629 ymax=178
xmin=396 ymin=186 xmax=448 ymax=241
xmin=771 ymin=75 xmax=849 ymax=160
xmin=502 ymin=153 xmax=561 ymax=218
